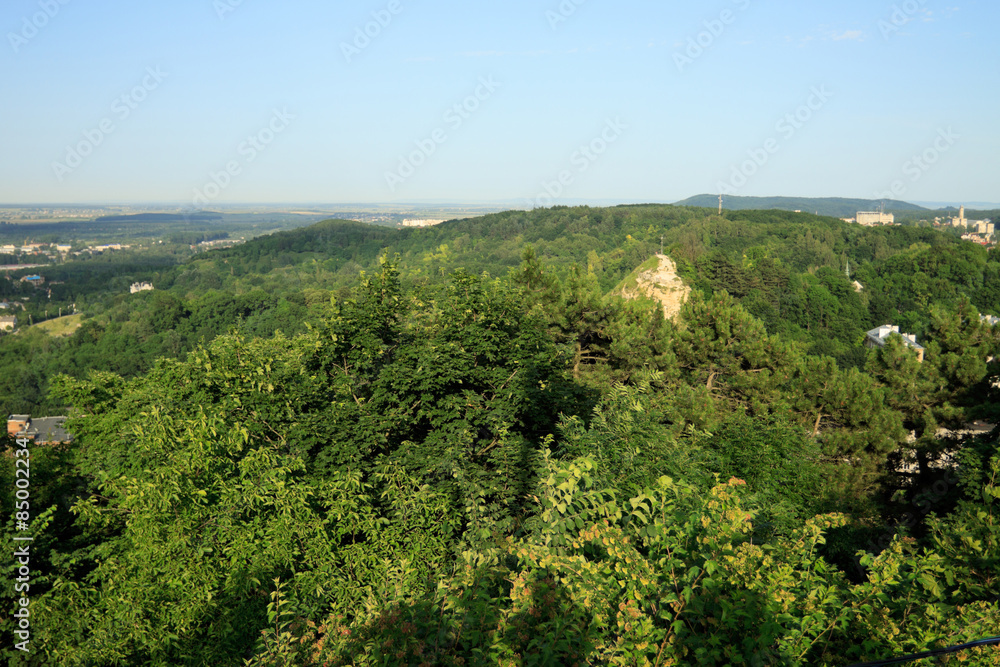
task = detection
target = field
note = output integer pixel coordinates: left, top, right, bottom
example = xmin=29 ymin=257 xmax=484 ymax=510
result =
xmin=30 ymin=313 xmax=83 ymax=336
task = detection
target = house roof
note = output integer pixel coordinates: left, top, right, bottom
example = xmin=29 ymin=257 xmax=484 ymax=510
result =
xmin=866 ymin=325 xmax=925 ymax=351
xmin=26 ymin=417 xmax=73 ymax=444
xmin=7 ymin=415 xmax=72 ymax=444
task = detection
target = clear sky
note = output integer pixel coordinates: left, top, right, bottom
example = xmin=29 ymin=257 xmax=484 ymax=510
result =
xmin=1 ymin=0 xmax=997 ymax=207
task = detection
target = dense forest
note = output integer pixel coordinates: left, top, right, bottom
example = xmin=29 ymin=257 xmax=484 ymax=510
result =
xmin=5 ymin=205 xmax=999 ymax=417
xmin=2 ymin=205 xmax=999 ymax=665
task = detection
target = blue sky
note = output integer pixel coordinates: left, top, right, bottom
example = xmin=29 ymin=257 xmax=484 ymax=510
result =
xmin=1 ymin=0 xmax=997 ymax=206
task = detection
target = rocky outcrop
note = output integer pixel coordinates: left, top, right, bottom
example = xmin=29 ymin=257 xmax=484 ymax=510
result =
xmin=619 ymin=254 xmax=691 ymax=320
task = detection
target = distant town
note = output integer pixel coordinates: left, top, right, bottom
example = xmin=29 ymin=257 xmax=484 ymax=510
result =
xmin=845 ymin=205 xmax=995 ymax=247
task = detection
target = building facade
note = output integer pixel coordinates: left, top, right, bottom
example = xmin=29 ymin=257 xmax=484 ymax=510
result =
xmin=7 ymin=414 xmax=72 ymax=445
xmin=865 ymin=325 xmax=925 ymax=362
xmin=856 ymin=211 xmax=895 ymax=226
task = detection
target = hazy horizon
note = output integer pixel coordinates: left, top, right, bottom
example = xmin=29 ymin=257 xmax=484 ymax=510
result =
xmin=4 ymin=196 xmax=1000 ymax=213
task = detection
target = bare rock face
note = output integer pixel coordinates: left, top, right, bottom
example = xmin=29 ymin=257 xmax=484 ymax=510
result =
xmin=620 ymin=254 xmax=691 ymax=320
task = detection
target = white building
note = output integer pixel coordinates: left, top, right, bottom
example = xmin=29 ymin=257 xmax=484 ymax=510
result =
xmin=400 ymin=219 xmax=445 ymax=228
xmin=865 ymin=325 xmax=925 ymax=362
xmin=130 ymin=282 xmax=154 ymax=294
xmin=949 ymin=206 xmax=992 ymax=234
xmin=951 ymin=206 xmax=967 ymax=227
xmin=961 ymin=233 xmax=991 ymax=246
xmin=856 ymin=211 xmax=895 ymax=226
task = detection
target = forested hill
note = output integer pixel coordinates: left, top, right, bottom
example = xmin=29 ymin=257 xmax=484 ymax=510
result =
xmin=206 ymin=204 xmax=948 ymax=293
xmin=199 ymin=205 xmax=999 ymax=359
xmin=674 ymin=194 xmax=927 ymax=217
xmin=3 ymin=203 xmax=1000 ymax=665
xmin=4 ymin=204 xmax=998 ymax=419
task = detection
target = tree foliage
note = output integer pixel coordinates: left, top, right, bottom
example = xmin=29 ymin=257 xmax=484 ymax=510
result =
xmin=4 ymin=206 xmax=1000 ymax=665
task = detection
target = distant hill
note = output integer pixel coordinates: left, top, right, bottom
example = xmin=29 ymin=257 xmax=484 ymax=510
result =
xmin=674 ymin=195 xmax=927 ymax=218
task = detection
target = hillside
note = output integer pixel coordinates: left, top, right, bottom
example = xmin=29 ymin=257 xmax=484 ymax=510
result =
xmin=2 ymin=203 xmax=999 ymax=665
xmin=182 ymin=204 xmax=998 ymax=367
xmin=674 ymin=194 xmax=927 ymax=217
xmin=29 ymin=313 xmax=83 ymax=336
xmin=5 ymin=204 xmax=997 ymax=421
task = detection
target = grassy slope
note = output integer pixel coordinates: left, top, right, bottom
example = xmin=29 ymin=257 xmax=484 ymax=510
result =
xmin=30 ymin=313 xmax=83 ymax=336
